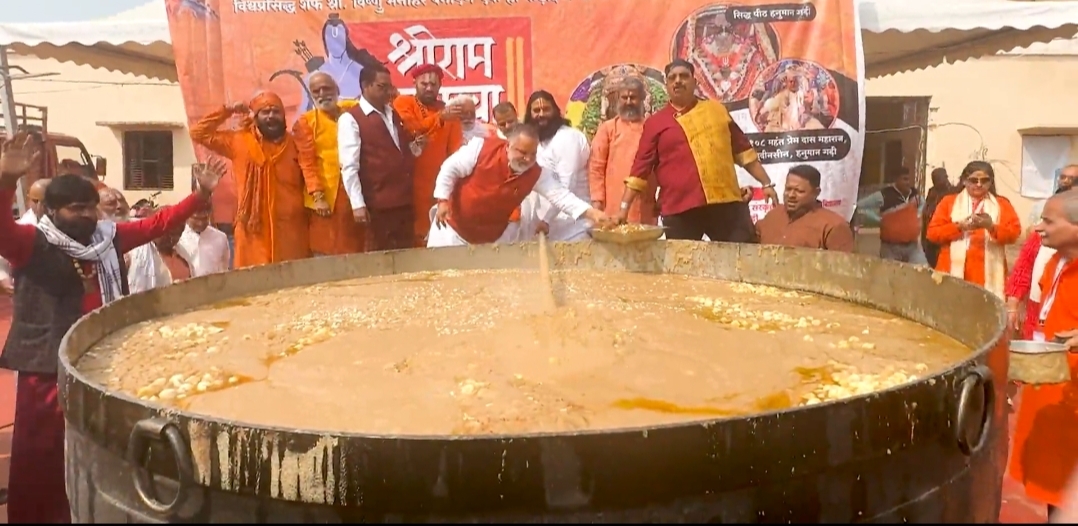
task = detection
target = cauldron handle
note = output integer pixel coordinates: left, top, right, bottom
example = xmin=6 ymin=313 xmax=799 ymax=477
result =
xmin=126 ymin=417 xmax=195 ymax=515
xmin=954 ymin=365 xmax=995 ymax=456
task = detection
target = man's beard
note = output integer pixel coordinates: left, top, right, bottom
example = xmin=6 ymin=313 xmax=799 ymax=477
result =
xmin=1057 ymin=181 xmax=1074 ymax=194
xmin=509 ymin=160 xmax=534 ymax=174
xmin=418 ymin=91 xmax=438 ymax=106
xmin=56 ymin=216 xmax=97 ymax=242
xmin=619 ymin=105 xmax=643 ymax=122
xmin=535 ymin=117 xmax=560 ymax=141
xmin=257 ymin=120 xmax=285 ymax=141
xmin=315 ymin=97 xmax=338 ymax=113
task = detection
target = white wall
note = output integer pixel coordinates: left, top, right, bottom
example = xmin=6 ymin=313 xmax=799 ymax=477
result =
xmin=8 ymin=53 xmax=193 ymax=205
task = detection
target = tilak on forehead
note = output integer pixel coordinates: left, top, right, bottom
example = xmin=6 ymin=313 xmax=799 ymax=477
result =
xmin=249 ymin=90 xmax=284 ymax=113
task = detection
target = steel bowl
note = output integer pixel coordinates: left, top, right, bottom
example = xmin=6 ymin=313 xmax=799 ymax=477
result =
xmin=587 ymin=224 xmax=665 ymax=244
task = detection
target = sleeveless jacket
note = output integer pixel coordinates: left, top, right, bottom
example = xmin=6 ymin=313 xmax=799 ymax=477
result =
xmin=345 ymin=104 xmax=415 ymax=211
xmin=0 ymin=231 xmax=128 ymax=374
xmin=448 ymin=138 xmax=543 ymax=244
xmin=879 ymin=186 xmax=922 ymax=244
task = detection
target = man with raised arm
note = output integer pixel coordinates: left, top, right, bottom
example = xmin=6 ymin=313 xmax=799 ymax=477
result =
xmin=393 ymin=63 xmax=464 ymax=246
xmin=190 ymin=90 xmax=311 ymax=267
xmin=427 ymin=123 xmax=613 ymax=247
xmin=0 ymin=133 xmax=222 ymax=523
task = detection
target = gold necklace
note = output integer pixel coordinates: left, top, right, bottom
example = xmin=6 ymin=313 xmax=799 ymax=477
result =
xmin=72 ymin=259 xmax=97 ymax=293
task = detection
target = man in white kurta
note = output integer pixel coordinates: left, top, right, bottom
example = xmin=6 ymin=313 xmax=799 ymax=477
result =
xmin=176 ymin=209 xmax=231 ymax=277
xmin=524 ymin=124 xmax=592 ymax=242
xmin=427 ymin=127 xmax=607 ymax=248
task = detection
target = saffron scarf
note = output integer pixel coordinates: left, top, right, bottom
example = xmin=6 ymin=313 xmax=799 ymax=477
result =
xmin=236 ymin=91 xmax=292 ymax=234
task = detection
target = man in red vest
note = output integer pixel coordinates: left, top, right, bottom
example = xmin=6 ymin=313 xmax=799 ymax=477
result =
xmin=428 ymin=123 xmax=612 ymax=247
xmin=337 ymin=62 xmax=416 ymax=250
xmin=857 ymin=166 xmax=927 ymax=264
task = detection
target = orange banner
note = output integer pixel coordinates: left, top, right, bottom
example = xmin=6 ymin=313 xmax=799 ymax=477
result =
xmin=168 ymin=0 xmax=865 ymax=221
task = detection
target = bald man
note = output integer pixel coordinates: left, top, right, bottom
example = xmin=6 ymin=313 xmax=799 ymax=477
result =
xmin=18 ymin=178 xmax=49 ymax=225
xmin=97 ymin=187 xmax=120 ymax=220
xmin=447 ymin=95 xmax=484 ymax=144
xmin=492 ymin=102 xmax=518 ymax=139
xmin=114 ymin=189 xmax=131 ymax=220
xmin=1011 ymin=189 xmax=1078 ymax=521
xmin=294 ymin=72 xmax=364 ymax=255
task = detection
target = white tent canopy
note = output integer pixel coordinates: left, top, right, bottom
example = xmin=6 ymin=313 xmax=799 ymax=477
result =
xmin=861 ymin=0 xmax=1078 ymax=77
xmin=0 ymin=0 xmax=1077 ymax=81
xmin=0 ymin=1 xmax=174 ymax=81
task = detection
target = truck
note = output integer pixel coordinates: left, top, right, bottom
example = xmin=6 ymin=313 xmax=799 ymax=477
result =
xmin=0 ymin=102 xmax=107 ymax=215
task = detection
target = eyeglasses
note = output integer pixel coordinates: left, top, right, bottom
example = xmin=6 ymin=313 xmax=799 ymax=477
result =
xmin=967 ymin=177 xmax=992 ymax=186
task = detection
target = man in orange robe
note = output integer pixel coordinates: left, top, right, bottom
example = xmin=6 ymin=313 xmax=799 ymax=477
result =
xmin=294 ymin=73 xmax=364 ymax=255
xmin=926 ymin=161 xmax=1021 ymax=298
xmin=190 ymin=91 xmax=312 ymax=268
xmin=1010 ymin=189 xmax=1078 ymax=521
xmin=588 ymin=77 xmax=657 ymax=225
xmin=393 ymin=63 xmax=464 ymax=247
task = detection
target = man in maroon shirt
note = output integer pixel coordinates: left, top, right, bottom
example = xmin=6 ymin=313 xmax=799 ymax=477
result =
xmin=618 ymin=59 xmax=779 ymax=241
xmin=0 ymin=134 xmax=222 ymax=523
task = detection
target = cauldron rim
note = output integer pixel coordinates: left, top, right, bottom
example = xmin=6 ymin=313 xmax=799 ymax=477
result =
xmin=57 ymin=241 xmax=1006 ymax=442
xmin=58 ymin=358 xmax=975 ymax=441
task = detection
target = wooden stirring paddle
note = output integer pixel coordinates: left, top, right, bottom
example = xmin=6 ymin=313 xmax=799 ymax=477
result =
xmin=538 ymin=232 xmax=558 ymax=311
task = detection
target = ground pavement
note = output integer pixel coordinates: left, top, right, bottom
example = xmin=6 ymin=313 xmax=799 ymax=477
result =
xmin=0 ymin=293 xmax=1053 ymax=523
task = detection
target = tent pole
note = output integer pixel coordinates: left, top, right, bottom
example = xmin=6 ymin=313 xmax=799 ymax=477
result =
xmin=0 ymin=45 xmax=27 ymax=216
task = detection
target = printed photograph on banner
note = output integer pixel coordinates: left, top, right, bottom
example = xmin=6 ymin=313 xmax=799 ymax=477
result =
xmin=565 ymin=64 xmax=669 ymax=142
xmin=669 ymin=3 xmax=862 ymax=222
xmin=670 ymin=4 xmax=781 ymax=104
xmin=167 ymin=0 xmax=863 ymax=222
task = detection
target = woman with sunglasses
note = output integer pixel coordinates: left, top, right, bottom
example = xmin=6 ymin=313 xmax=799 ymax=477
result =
xmin=926 ymin=161 xmax=1022 ymax=299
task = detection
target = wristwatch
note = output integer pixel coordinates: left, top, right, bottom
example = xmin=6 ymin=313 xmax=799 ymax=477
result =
xmin=762 ymin=183 xmax=776 ymax=189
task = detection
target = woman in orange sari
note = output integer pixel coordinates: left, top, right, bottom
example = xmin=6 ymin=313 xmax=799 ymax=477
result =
xmin=927 ymin=161 xmax=1022 ymax=298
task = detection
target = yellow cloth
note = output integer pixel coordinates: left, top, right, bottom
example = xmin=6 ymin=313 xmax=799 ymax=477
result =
xmin=300 ymin=100 xmax=358 ymax=213
xmin=674 ymin=100 xmax=741 ymax=204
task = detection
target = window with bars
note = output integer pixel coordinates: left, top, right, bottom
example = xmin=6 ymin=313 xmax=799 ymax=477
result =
xmin=122 ymin=130 xmax=174 ymax=190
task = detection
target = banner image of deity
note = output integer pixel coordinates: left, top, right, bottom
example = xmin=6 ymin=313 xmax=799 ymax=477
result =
xmin=168 ymin=0 xmax=864 ymax=221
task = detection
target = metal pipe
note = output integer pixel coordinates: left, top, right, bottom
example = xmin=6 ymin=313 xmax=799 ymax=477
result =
xmin=0 ymin=45 xmax=27 ymax=216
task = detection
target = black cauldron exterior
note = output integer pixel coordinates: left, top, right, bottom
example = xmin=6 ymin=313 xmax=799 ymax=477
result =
xmin=59 ymin=241 xmax=1008 ymax=523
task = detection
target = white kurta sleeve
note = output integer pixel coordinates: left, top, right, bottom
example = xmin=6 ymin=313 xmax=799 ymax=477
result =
xmin=432 ymin=139 xmax=484 ymax=201
xmin=213 ymin=229 xmax=231 ymax=273
xmin=539 ymin=130 xmax=591 ymax=224
xmin=337 ymin=112 xmax=366 ymax=210
xmin=533 ymin=168 xmax=592 ymax=220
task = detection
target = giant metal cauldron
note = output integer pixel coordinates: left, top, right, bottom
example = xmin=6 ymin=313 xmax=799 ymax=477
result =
xmin=59 ymin=241 xmax=1009 ymax=523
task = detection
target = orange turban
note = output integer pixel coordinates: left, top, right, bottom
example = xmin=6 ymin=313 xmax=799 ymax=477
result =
xmin=411 ymin=64 xmax=443 ymax=80
xmin=249 ymin=91 xmax=284 ymax=113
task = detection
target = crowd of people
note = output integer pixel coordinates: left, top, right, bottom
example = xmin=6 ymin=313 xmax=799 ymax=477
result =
xmin=0 ymin=52 xmax=1076 ymax=522
xmin=185 ymin=58 xmax=868 ymax=265
xmin=856 ymin=157 xmax=1078 ymax=522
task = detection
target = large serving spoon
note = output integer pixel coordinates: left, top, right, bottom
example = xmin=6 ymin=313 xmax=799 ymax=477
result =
xmin=538 ymin=232 xmax=558 ymax=311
